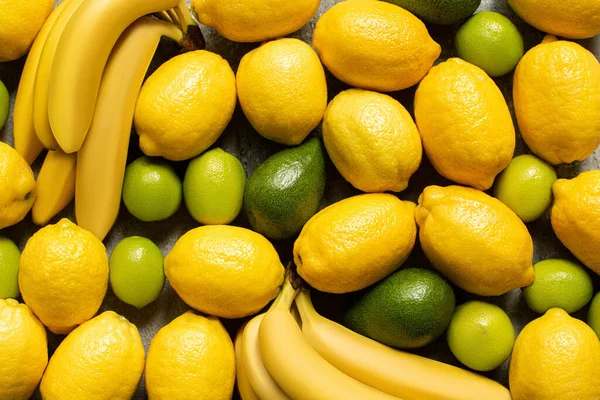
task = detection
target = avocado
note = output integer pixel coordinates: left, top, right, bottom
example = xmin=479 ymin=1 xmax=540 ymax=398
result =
xmin=383 ymin=0 xmax=481 ymax=25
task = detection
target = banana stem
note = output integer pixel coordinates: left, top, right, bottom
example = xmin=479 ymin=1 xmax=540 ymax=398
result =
xmin=270 ymin=278 xmax=299 ymax=311
xmin=167 ymin=9 xmax=180 ymax=26
xmin=154 ymin=11 xmax=173 ymax=23
xmin=174 ymin=1 xmax=205 ymax=51
xmin=175 ymin=0 xmax=195 ymax=33
xmin=294 ymin=290 xmax=314 ymax=323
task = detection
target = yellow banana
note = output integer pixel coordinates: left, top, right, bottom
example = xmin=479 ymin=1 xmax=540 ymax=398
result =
xmin=76 ymin=17 xmax=185 ymax=241
xmin=258 ymin=280 xmax=398 ymax=400
xmin=235 ymin=325 xmax=262 ymax=400
xmin=295 ymin=290 xmax=512 ymax=400
xmin=32 ymin=149 xmax=76 ymax=226
xmin=48 ymin=0 xmax=182 ymax=153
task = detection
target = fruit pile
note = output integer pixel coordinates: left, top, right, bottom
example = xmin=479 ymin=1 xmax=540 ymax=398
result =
xmin=0 ymin=0 xmax=599 ymax=399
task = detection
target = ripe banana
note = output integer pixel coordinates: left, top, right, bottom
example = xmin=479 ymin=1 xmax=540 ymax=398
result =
xmin=235 ymin=325 xmax=261 ymax=400
xmin=32 ymin=149 xmax=76 ymax=226
xmin=295 ymin=290 xmax=512 ymax=400
xmin=76 ymin=17 xmax=185 ymax=241
xmin=258 ymin=280 xmax=398 ymax=400
xmin=47 ymin=0 xmax=181 ymax=153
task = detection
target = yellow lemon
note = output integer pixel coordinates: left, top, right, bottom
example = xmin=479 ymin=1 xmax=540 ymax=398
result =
xmin=415 ymin=58 xmax=515 ymax=190
xmin=0 ymin=0 xmax=54 ymax=62
xmin=313 ymin=0 xmax=441 ymax=92
xmin=294 ymin=193 xmax=417 ymax=294
xmin=0 ymin=299 xmax=47 ymax=400
xmin=165 ymin=225 xmax=284 ymax=318
xmin=145 ymin=311 xmax=235 ymax=400
xmin=19 ymin=218 xmax=108 ymax=334
xmin=237 ymin=38 xmax=327 ymax=145
xmin=509 ymin=308 xmax=600 ymax=400
xmin=551 ymin=170 xmax=600 ymax=275
xmin=322 ymin=89 xmax=422 ymax=193
xmin=40 ymin=311 xmax=144 ymax=400
xmin=0 ymin=142 xmax=36 ymax=229
xmin=134 ymin=50 xmax=236 ymax=161
xmin=192 ymin=0 xmax=319 ymax=43
xmin=508 ymin=0 xmax=600 ymax=39
xmin=415 ymin=185 xmax=534 ymax=296
xmin=513 ymin=38 xmax=600 ymax=165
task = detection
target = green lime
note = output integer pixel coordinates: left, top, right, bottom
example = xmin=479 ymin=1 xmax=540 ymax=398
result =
xmin=494 ymin=154 xmax=557 ymax=222
xmin=523 ymin=259 xmax=593 ymax=314
xmin=383 ymin=0 xmax=481 ymax=25
xmin=0 ymin=236 xmax=20 ymax=299
xmin=109 ymin=236 xmax=165 ymax=308
xmin=447 ymin=301 xmax=515 ymax=371
xmin=122 ymin=156 xmax=182 ymax=222
xmin=0 ymin=80 xmax=9 ymax=131
xmin=588 ymin=293 xmax=600 ymax=339
xmin=184 ymin=148 xmax=246 ymax=225
xmin=456 ymin=12 xmax=524 ymax=77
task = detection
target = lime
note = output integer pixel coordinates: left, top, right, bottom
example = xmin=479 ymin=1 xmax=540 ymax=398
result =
xmin=122 ymin=156 xmax=182 ymax=222
xmin=523 ymin=259 xmax=593 ymax=314
xmin=0 ymin=80 xmax=8 ymax=131
xmin=447 ymin=301 xmax=515 ymax=371
xmin=0 ymin=237 xmax=20 ymax=299
xmin=109 ymin=236 xmax=165 ymax=308
xmin=456 ymin=12 xmax=524 ymax=77
xmin=588 ymin=293 xmax=600 ymax=339
xmin=494 ymin=154 xmax=557 ymax=222
xmin=184 ymin=148 xmax=246 ymax=225
xmin=383 ymin=0 xmax=481 ymax=25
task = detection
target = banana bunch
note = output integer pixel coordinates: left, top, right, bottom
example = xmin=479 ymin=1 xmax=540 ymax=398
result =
xmin=13 ymin=0 xmax=203 ymax=237
xmin=235 ymin=278 xmax=513 ymax=400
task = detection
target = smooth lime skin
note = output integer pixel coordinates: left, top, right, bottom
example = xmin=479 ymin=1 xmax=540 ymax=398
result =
xmin=122 ymin=156 xmax=182 ymax=222
xmin=447 ymin=301 xmax=515 ymax=371
xmin=588 ymin=293 xmax=600 ymax=339
xmin=0 ymin=80 xmax=8 ymax=130
xmin=456 ymin=12 xmax=524 ymax=77
xmin=184 ymin=148 xmax=246 ymax=226
xmin=0 ymin=236 xmax=20 ymax=299
xmin=384 ymin=0 xmax=481 ymax=25
xmin=494 ymin=154 xmax=557 ymax=222
xmin=109 ymin=236 xmax=165 ymax=309
xmin=524 ymin=259 xmax=593 ymax=314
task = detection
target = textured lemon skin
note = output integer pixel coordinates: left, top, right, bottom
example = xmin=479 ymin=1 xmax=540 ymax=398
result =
xmin=0 ymin=0 xmax=54 ymax=62
xmin=508 ymin=0 xmax=600 ymax=39
xmin=19 ymin=218 xmax=108 ymax=334
xmin=192 ymin=0 xmax=319 ymax=43
xmin=40 ymin=311 xmax=145 ymax=400
xmin=0 ymin=299 xmax=47 ymax=400
xmin=415 ymin=58 xmax=515 ymax=190
xmin=0 ymin=142 xmax=36 ymax=229
xmin=509 ymin=308 xmax=600 ymax=400
xmin=551 ymin=171 xmax=600 ymax=275
xmin=323 ymin=89 xmax=422 ymax=193
xmin=294 ymin=193 xmax=417 ymax=294
xmin=513 ymin=40 xmax=600 ymax=165
xmin=165 ymin=225 xmax=284 ymax=318
xmin=134 ymin=50 xmax=236 ymax=161
xmin=237 ymin=38 xmax=327 ymax=145
xmin=313 ymin=0 xmax=441 ymax=92
xmin=145 ymin=311 xmax=235 ymax=400
xmin=415 ymin=186 xmax=534 ymax=296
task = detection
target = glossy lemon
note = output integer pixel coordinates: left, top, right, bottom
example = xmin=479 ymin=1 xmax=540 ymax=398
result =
xmin=0 ymin=0 xmax=54 ymax=61
xmin=0 ymin=142 xmax=36 ymax=229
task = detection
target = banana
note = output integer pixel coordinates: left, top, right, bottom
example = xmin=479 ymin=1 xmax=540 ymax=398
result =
xmin=47 ymin=0 xmax=182 ymax=153
xmin=258 ymin=280 xmax=398 ymax=400
xmin=295 ymin=290 xmax=512 ymax=400
xmin=75 ymin=17 xmax=185 ymax=241
xmin=32 ymin=149 xmax=76 ymax=226
xmin=235 ymin=325 xmax=262 ymax=400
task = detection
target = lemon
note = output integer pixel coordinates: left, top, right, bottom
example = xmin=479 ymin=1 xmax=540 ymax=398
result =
xmin=415 ymin=58 xmax=515 ymax=190
xmin=165 ymin=225 xmax=284 ymax=318
xmin=0 ymin=80 xmax=9 ymax=130
xmin=513 ymin=38 xmax=600 ymax=165
xmin=134 ymin=50 xmax=236 ymax=161
xmin=0 ymin=141 xmax=36 ymax=229
xmin=322 ymin=89 xmax=422 ymax=193
xmin=145 ymin=311 xmax=235 ymax=400
xmin=236 ymin=38 xmax=327 ymax=146
xmin=0 ymin=299 xmax=47 ymax=400
xmin=508 ymin=0 xmax=600 ymax=39
xmin=0 ymin=0 xmax=54 ymax=62
xmin=40 ymin=311 xmax=145 ymax=400
xmin=415 ymin=185 xmax=534 ymax=296
xmin=0 ymin=237 xmax=20 ymax=299
xmin=588 ymin=293 xmax=600 ymax=339
xmin=447 ymin=301 xmax=515 ymax=372
xmin=509 ymin=308 xmax=600 ymax=400
xmin=192 ymin=0 xmax=320 ymax=43
xmin=19 ymin=218 xmax=108 ymax=334
xmin=294 ymin=193 xmax=417 ymax=294
xmin=313 ymin=0 xmax=441 ymax=92
xmin=551 ymin=170 xmax=600 ymax=275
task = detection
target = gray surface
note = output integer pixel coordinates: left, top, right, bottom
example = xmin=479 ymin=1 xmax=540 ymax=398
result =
xmin=0 ymin=0 xmax=599 ymax=398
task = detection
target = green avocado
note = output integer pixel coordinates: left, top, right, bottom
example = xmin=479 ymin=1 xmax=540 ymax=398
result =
xmin=244 ymin=137 xmax=326 ymax=240
xmin=384 ymin=0 xmax=481 ymax=25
